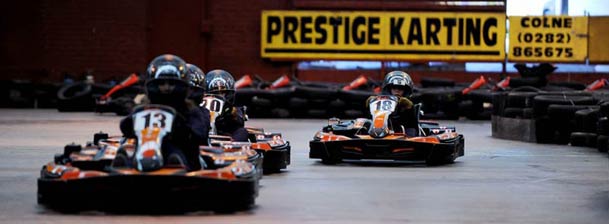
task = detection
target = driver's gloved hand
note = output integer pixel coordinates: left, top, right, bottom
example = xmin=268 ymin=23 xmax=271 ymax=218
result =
xmin=397 ymin=97 xmax=413 ymax=112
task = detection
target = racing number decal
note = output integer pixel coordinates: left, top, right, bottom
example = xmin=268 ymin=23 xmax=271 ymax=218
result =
xmin=201 ymin=97 xmax=225 ymax=114
xmin=375 ymin=100 xmax=394 ymax=111
xmin=370 ymin=98 xmax=397 ymax=114
xmin=142 ymin=112 xmax=166 ymax=128
xmin=133 ymin=109 xmax=174 ymax=132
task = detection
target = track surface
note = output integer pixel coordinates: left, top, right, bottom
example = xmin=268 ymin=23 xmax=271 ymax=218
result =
xmin=0 ymin=109 xmax=607 ymax=223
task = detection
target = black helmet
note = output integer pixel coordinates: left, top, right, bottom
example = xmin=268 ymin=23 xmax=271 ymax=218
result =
xmin=205 ymin=69 xmax=236 ymax=103
xmin=145 ymin=54 xmax=189 ymax=104
xmin=185 ymin=63 xmax=205 ymax=104
xmin=185 ymin=63 xmax=205 ymax=90
xmin=382 ymin=71 xmax=414 ymax=97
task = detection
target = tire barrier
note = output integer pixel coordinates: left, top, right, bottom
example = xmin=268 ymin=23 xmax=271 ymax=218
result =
xmin=0 ymin=80 xmax=62 ymax=108
xmin=56 ymin=82 xmax=96 ymax=112
xmin=492 ymin=83 xmax=609 ymax=155
xmin=420 ymin=77 xmax=455 ymax=88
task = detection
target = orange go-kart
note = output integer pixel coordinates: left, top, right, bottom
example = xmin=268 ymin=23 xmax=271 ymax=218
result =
xmin=309 ymin=95 xmax=464 ymax=165
xmin=201 ymin=95 xmax=290 ymax=173
xmin=38 ymin=105 xmax=259 ymax=213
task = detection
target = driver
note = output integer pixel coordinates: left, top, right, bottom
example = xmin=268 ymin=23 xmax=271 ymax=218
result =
xmin=120 ymin=54 xmax=209 ymax=171
xmin=185 ymin=63 xmax=206 ymax=105
xmin=367 ymin=71 xmax=416 ymax=136
xmin=204 ymin=69 xmax=249 ymax=141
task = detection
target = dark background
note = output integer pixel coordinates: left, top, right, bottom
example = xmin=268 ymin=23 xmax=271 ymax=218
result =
xmin=1 ymin=0 xmax=604 ymax=84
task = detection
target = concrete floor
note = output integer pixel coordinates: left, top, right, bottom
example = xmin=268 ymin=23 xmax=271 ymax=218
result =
xmin=0 ymin=109 xmax=607 ymax=223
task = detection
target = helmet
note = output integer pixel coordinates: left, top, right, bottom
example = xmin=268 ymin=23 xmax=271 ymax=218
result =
xmin=382 ymin=71 xmax=413 ymax=97
xmin=205 ymin=69 xmax=235 ymax=103
xmin=185 ymin=63 xmax=205 ymax=104
xmin=185 ymin=63 xmax=205 ymax=90
xmin=146 ymin=54 xmax=188 ymax=81
xmin=145 ymin=54 xmax=189 ymax=104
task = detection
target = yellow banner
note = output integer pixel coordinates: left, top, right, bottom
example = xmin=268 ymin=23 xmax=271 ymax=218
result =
xmin=261 ymin=11 xmax=506 ymax=61
xmin=508 ymin=16 xmax=588 ymax=62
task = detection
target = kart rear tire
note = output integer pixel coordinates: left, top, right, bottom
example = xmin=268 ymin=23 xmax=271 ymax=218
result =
xmin=63 ymin=143 xmax=82 ymax=157
xmin=425 ymin=156 xmax=452 ymax=166
xmin=321 ymin=157 xmax=342 ymax=165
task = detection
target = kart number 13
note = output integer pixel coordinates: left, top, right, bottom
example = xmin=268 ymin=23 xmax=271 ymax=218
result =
xmin=134 ymin=110 xmax=174 ymax=132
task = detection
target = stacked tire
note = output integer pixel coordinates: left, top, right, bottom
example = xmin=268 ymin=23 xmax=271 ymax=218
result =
xmin=56 ymin=82 xmax=112 ymax=112
xmin=416 ymin=87 xmax=462 ymax=120
xmin=493 ymin=86 xmax=609 ymax=147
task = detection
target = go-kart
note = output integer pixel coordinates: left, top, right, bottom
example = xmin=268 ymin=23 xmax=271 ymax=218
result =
xmin=38 ymin=104 xmax=259 ymax=213
xmin=201 ymin=95 xmax=290 ymax=173
xmin=309 ymin=95 xmax=464 ymax=165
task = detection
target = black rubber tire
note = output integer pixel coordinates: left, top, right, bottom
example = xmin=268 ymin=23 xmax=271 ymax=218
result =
xmin=535 ymin=117 xmax=557 ymax=144
xmin=467 ymin=89 xmax=494 ymax=102
xmin=328 ymin=99 xmax=346 ymax=108
xmin=574 ymin=108 xmax=600 ymax=133
xmin=570 ymin=132 xmax=597 ymax=148
xmin=293 ymin=85 xmax=338 ymax=99
xmin=522 ymin=108 xmax=534 ymax=119
xmin=56 ymin=82 xmax=95 ymax=112
xmin=511 ymin=86 xmax=541 ymax=92
xmin=288 ymin=97 xmax=308 ymax=109
xmin=326 ymin=99 xmax=346 ymax=117
xmin=532 ymin=95 xmax=596 ymax=117
xmin=542 ymin=85 xmax=578 ymax=92
xmin=338 ymin=90 xmax=374 ymax=104
xmin=307 ymin=109 xmax=327 ymax=118
xmin=93 ymin=132 xmax=109 ymax=145
xmin=503 ymin=107 xmax=524 ymax=118
xmin=271 ymin=108 xmax=290 ymax=118
xmin=63 ymin=143 xmax=82 ymax=157
xmin=269 ymin=87 xmax=295 ymax=103
xmin=321 ymin=157 xmax=342 ymax=165
xmin=548 ymin=81 xmax=586 ymax=91
xmin=507 ymin=92 xmax=538 ymax=108
xmin=598 ymin=117 xmax=609 ymax=135
xmin=419 ymin=87 xmax=462 ymax=119
xmin=599 ymin=101 xmax=609 ymax=117
xmin=547 ymin=104 xmax=597 ymax=121
xmin=596 ymin=135 xmax=609 ymax=152
xmin=1 ymin=80 xmax=36 ymax=108
xmin=33 ymin=82 xmax=62 ymax=108
xmin=420 ymin=77 xmax=455 ymax=88
xmin=250 ymin=96 xmax=273 ymax=107
xmin=547 ymin=105 xmax=597 ymax=144
xmin=235 ymin=87 xmax=259 ymax=106
xmin=343 ymin=109 xmax=364 ymax=119
xmin=509 ymin=77 xmax=546 ymax=88
xmin=538 ymin=91 xmax=593 ymax=97
xmin=492 ymin=92 xmax=508 ymax=116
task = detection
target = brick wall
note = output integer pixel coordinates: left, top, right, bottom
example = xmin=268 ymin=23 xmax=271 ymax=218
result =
xmin=0 ymin=0 xmax=605 ymax=85
xmin=41 ymin=0 xmax=148 ymax=81
xmin=0 ymin=1 xmax=45 ymax=80
xmin=205 ymin=0 xmax=293 ymax=81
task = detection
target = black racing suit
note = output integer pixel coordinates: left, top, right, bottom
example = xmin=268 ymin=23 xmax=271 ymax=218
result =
xmin=213 ymin=104 xmax=248 ymax=141
xmin=120 ymin=99 xmax=210 ymax=171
